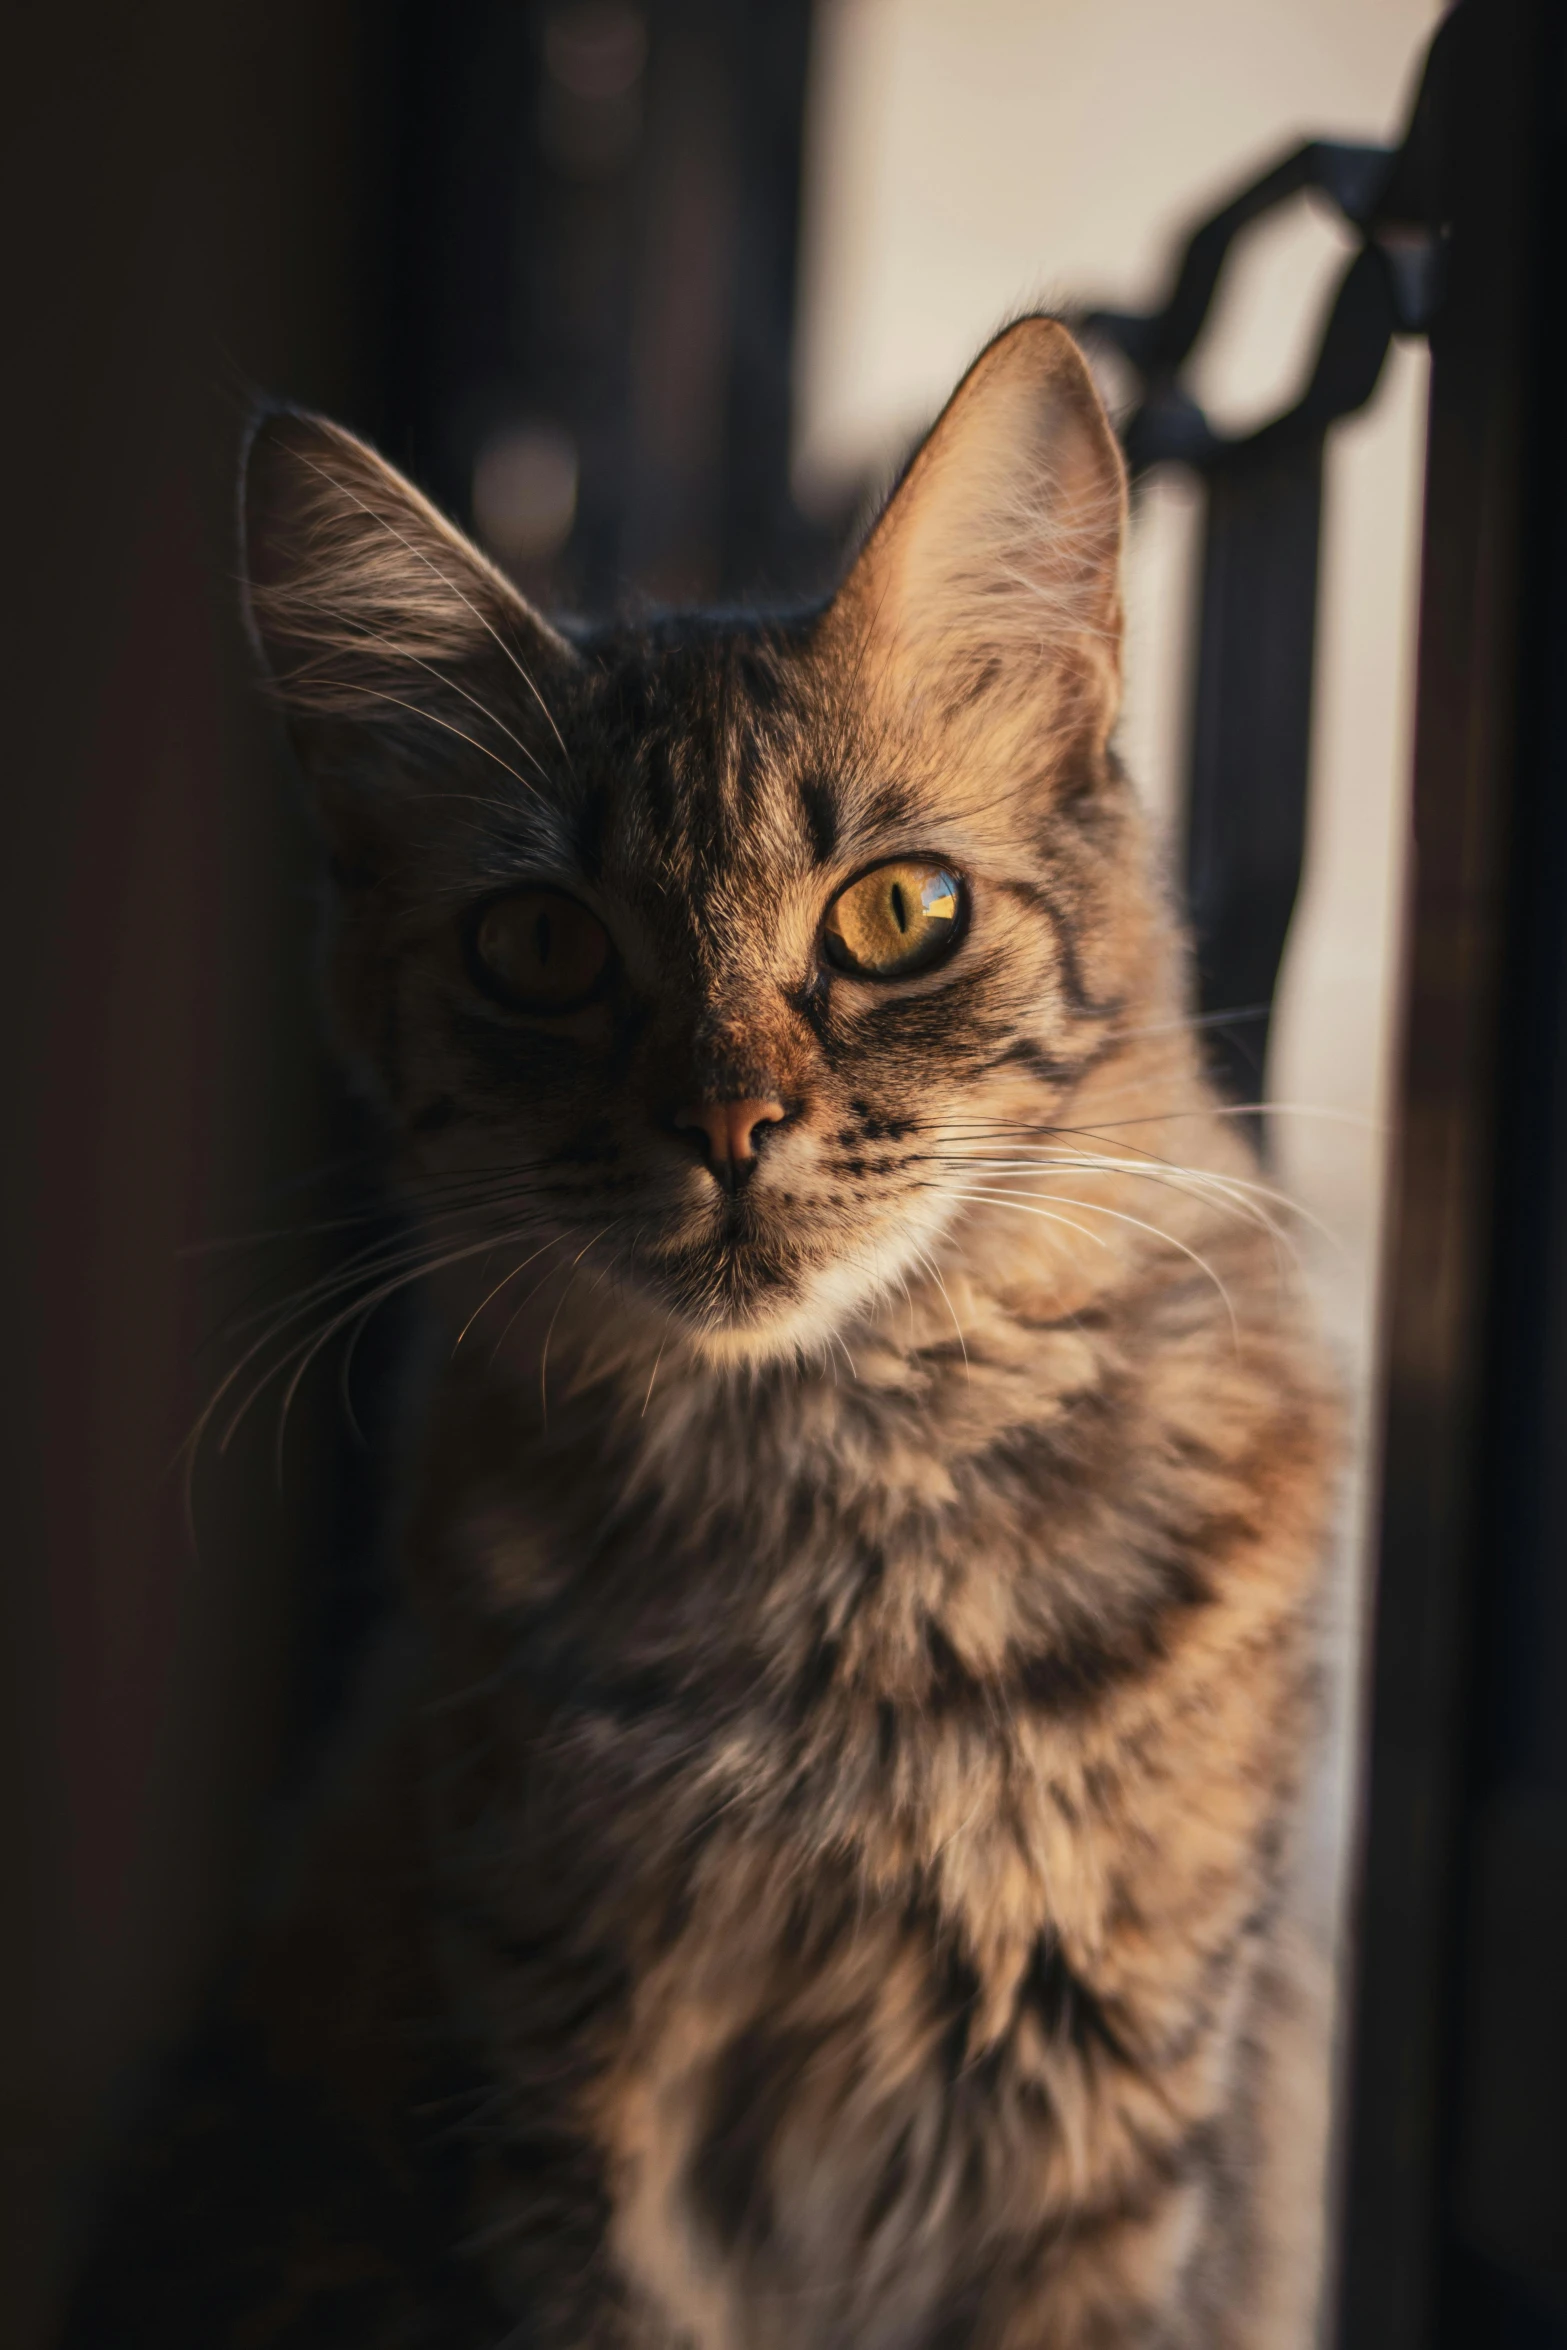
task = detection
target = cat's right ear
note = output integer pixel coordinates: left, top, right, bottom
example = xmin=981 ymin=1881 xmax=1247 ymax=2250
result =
xmin=241 ymin=407 xmax=576 ymax=871
xmin=822 ymin=317 xmax=1126 ymax=770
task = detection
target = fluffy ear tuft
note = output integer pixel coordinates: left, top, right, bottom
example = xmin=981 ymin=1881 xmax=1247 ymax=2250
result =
xmin=830 ymin=318 xmax=1127 ymax=750
xmin=241 ymin=408 xmax=575 ymax=859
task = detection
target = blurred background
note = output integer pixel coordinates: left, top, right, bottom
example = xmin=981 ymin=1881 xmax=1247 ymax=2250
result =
xmin=5 ymin=2 xmax=1560 ymax=2346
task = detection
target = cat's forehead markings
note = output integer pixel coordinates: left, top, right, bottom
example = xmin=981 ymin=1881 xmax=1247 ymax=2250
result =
xmin=468 ymin=791 xmax=576 ymax=878
xmin=569 ymin=779 xmax=614 ymax=882
xmin=797 ymin=774 xmax=839 ymax=867
xmin=584 ymin=626 xmax=870 ymax=894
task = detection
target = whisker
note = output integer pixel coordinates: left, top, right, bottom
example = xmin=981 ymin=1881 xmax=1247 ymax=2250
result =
xmin=330 ymin=679 xmax=544 ymax=799
xmin=942 ymin=1186 xmax=1240 ymax=1347
xmin=909 ymin=1244 xmax=974 ymax=1374
xmin=936 ymin=1188 xmax=1113 ymax=1255
xmin=641 ymin=1330 xmax=670 ymax=1418
xmin=539 ymin=1229 xmax=614 ymax=1425
xmin=912 ymin=1110 xmax=1349 ymax=1266
xmin=209 ymin=1210 xmax=531 ymax=1352
xmin=177 ymin=1213 xmax=555 ymax=1528
xmin=926 ymin=1099 xmax=1376 ymax=1133
xmin=263 ymin=1226 xmax=548 ymax=1481
xmin=923 ymin=1150 xmax=1320 ymax=1261
xmin=334 ymin=615 xmax=553 ymax=781
xmin=453 ymin=1235 xmax=572 ymax=1352
xmin=1109 ymin=1002 xmax=1273 ymax=1043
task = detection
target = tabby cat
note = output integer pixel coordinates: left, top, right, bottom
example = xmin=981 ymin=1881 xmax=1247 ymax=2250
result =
xmin=64 ymin=318 xmax=1337 ymax=2349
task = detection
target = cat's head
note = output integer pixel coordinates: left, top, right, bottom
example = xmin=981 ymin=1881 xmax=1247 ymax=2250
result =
xmin=243 ymin=317 xmax=1172 ymax=1367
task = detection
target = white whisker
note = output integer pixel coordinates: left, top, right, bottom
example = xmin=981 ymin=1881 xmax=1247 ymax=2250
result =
xmin=331 ymin=679 xmax=543 ymax=798
xmin=942 ymin=1185 xmax=1240 ymax=1347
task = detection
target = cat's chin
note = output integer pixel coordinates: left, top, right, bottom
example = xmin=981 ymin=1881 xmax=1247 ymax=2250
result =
xmin=682 ymin=1318 xmax=801 ymax=1368
xmin=632 ymin=1189 xmax=963 ymax=1370
xmin=678 ymin=1294 xmax=851 ymax=1370
xmin=620 ymin=1187 xmax=961 ymax=1371
xmin=661 ymin=1247 xmax=902 ymax=1372
xmin=659 ymin=1274 xmax=834 ymax=1370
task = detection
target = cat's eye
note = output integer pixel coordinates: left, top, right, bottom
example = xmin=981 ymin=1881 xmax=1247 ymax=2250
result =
xmin=468 ymin=889 xmax=610 ymax=1011
xmin=822 ymin=860 xmax=966 ymax=980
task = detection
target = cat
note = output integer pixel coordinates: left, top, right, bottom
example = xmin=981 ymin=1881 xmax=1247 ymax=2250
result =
xmin=62 ymin=316 xmax=1338 ymax=2349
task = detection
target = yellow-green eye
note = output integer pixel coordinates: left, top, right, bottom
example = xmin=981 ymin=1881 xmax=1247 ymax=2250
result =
xmin=469 ymin=889 xmax=610 ymax=1010
xmin=822 ymin=860 xmax=966 ymax=979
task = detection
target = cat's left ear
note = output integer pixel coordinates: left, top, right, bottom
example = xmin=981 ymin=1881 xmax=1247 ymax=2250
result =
xmin=241 ymin=406 xmax=576 ymax=870
xmin=827 ymin=316 xmax=1126 ymax=756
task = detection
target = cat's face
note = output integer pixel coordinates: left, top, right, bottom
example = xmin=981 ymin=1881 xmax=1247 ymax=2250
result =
xmin=244 ymin=320 xmax=1157 ymax=1363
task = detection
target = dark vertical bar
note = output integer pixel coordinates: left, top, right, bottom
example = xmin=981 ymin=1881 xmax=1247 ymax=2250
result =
xmin=1439 ymin=0 xmax=1567 ymax=2328
xmin=1332 ymin=2 xmax=1558 ymax=2343
xmin=718 ymin=0 xmax=824 ymax=600
xmin=1183 ymin=435 xmax=1325 ymax=1109
xmin=621 ymin=0 xmax=741 ymax=601
xmin=2 ymin=4 xmax=406 ymax=2334
xmin=620 ymin=0 xmax=825 ymax=602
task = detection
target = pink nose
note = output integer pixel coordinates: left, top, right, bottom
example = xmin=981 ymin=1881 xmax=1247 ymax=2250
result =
xmin=674 ymin=1098 xmax=787 ymax=1187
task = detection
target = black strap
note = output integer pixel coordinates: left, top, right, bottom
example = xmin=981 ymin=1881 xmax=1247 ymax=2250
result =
xmin=1075 ymin=7 xmax=1461 ymax=1118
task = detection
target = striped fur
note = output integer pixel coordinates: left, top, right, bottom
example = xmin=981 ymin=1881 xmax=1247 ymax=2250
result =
xmin=67 ymin=320 xmax=1338 ymax=2348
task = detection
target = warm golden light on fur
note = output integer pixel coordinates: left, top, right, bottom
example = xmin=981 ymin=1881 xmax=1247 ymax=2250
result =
xmin=68 ymin=321 xmax=1339 ymax=2349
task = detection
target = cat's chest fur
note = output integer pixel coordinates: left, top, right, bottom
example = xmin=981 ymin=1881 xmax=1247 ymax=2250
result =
xmin=425 ymin=1301 xmax=1146 ymax=1956
xmin=413 ymin=1281 xmax=1318 ymax=2350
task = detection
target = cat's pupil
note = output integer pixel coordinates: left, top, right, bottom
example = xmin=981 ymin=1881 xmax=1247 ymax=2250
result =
xmin=890 ymin=882 xmax=909 ymax=933
xmin=535 ymin=911 xmax=552 ymax=968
